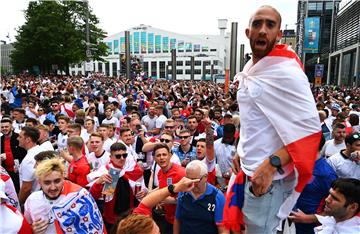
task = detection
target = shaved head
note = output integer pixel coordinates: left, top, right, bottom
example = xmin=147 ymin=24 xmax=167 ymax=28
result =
xmin=249 ymin=5 xmax=282 ymax=28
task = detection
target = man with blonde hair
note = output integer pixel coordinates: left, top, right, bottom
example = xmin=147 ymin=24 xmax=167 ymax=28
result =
xmin=24 ymin=158 xmax=104 ymax=234
xmin=37 ymin=125 xmax=54 ymax=151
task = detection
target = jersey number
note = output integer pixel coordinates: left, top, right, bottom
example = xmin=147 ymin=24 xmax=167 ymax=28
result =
xmin=208 ymin=203 xmax=215 ymax=211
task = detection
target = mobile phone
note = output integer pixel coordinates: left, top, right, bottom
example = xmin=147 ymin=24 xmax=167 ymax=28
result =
xmin=136 ymin=125 xmax=142 ymax=131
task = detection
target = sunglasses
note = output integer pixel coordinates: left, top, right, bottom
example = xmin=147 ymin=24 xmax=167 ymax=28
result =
xmin=165 ymin=126 xmax=175 ymax=129
xmin=179 ymin=135 xmax=190 ymax=139
xmin=114 ymin=153 xmax=128 ymax=159
xmin=160 ymin=138 xmax=171 ymax=143
xmin=353 ymin=134 xmax=360 ymax=139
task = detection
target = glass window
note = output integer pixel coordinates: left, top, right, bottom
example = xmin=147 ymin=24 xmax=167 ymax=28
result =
xmin=176 ymin=69 xmax=183 ymax=74
xmin=325 ymin=2 xmax=333 ymax=10
xmin=213 ymin=60 xmax=218 ymax=65
xmin=155 ymin=35 xmax=161 ymax=53
xmin=176 ymin=61 xmax=183 ymax=66
xmin=210 ymin=49 xmax=217 ymax=52
xmin=134 ymin=32 xmax=139 ymax=54
xmin=185 ymin=69 xmax=191 ymax=74
xmin=195 ymin=61 xmax=201 ymax=66
xmin=195 ymin=69 xmax=201 ymax=74
xmin=316 ymin=2 xmax=323 ymax=11
xmin=141 ymin=32 xmax=147 ymax=53
xmin=308 ymin=2 xmax=317 ymax=10
xmin=185 ymin=61 xmax=191 ymax=66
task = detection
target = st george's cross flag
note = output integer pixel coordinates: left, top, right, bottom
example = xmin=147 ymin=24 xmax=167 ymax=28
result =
xmin=225 ymin=44 xmax=322 ymax=230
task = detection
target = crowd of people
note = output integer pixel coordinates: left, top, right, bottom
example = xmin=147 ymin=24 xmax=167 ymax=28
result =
xmin=0 ymin=5 xmax=359 ymax=234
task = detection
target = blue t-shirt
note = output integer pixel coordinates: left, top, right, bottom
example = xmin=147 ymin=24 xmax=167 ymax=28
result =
xmin=175 ymin=183 xmax=225 ymax=234
xmin=172 ymin=145 xmax=197 ymax=162
xmin=295 ymin=157 xmax=338 ymax=234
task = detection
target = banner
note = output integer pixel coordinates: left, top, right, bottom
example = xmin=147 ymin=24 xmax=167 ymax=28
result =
xmin=170 ymin=38 xmax=176 ymax=50
xmin=162 ymin=37 xmax=169 ymax=53
xmin=225 ymin=69 xmax=229 ymax=94
xmin=120 ymin=37 xmax=125 ymax=53
xmin=304 ymin=17 xmax=320 ymax=53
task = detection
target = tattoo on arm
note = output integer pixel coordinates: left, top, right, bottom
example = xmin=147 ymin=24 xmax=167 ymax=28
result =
xmin=206 ymin=127 xmax=214 ymax=146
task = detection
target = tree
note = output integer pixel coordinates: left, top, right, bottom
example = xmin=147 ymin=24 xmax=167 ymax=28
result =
xmin=11 ymin=0 xmax=108 ymax=74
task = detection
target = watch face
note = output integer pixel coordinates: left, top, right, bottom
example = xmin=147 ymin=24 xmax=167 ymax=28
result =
xmin=270 ymin=155 xmax=281 ymax=167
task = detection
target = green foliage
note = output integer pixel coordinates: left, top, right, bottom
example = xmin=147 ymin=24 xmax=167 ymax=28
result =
xmin=11 ymin=0 xmax=107 ymax=74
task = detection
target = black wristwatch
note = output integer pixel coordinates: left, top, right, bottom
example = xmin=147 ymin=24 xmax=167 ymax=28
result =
xmin=167 ymin=184 xmax=176 ymax=195
xmin=269 ymin=155 xmax=284 ymax=175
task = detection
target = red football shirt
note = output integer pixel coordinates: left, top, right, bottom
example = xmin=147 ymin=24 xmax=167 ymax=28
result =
xmin=157 ymin=163 xmax=185 ymax=224
xmin=68 ymin=155 xmax=91 ymax=187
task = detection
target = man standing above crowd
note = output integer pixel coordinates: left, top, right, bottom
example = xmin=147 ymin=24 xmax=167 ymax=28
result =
xmin=231 ymin=5 xmax=321 ymax=233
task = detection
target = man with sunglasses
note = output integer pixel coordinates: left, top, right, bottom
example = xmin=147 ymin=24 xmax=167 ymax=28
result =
xmin=90 ymin=142 xmax=143 ymax=232
xmin=172 ymin=129 xmax=197 ymax=167
xmin=174 ymin=160 xmax=226 ymax=234
xmin=327 ymin=133 xmax=360 ymax=179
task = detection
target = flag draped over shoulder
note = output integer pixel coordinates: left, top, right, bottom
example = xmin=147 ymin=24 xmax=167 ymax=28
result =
xmin=228 ymin=44 xmax=321 ymax=230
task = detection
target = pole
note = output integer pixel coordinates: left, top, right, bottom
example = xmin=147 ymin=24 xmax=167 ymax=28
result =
xmin=239 ymin=44 xmax=245 ymax=71
xmin=171 ymin=49 xmax=176 ymax=80
xmin=211 ymin=63 xmax=214 ymax=82
xmin=190 ymin=56 xmax=195 ymax=81
xmin=125 ymin=31 xmax=131 ymax=79
xmin=202 ymin=62 xmax=206 ymax=80
xmin=85 ymin=0 xmax=90 ymax=61
xmin=230 ymin=22 xmax=238 ymax=81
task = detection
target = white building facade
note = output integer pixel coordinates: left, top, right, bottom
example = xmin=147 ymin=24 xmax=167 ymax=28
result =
xmin=70 ymin=20 xmax=234 ymax=80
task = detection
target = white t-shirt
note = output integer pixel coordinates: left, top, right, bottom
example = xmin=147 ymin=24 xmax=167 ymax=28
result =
xmin=57 ymin=133 xmax=68 ymax=151
xmin=314 ymin=215 xmax=360 ymax=234
xmin=87 ymin=151 xmax=110 ymax=172
xmin=141 ymin=115 xmax=157 ymax=131
xmin=102 ymin=117 xmax=119 ymax=127
xmin=39 ymin=141 xmax=54 ymax=151
xmin=320 ymin=139 xmax=346 ymax=158
xmin=12 ymin=121 xmax=26 ymax=134
xmin=155 ymin=115 xmax=167 ymax=129
xmin=103 ymin=138 xmax=115 ymax=152
xmin=327 ymin=151 xmax=360 ymax=179
xmin=214 ymin=138 xmax=236 ymax=175
xmin=19 ymin=145 xmax=43 ymax=192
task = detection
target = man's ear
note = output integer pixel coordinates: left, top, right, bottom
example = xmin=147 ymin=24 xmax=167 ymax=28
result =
xmin=245 ymin=28 xmax=250 ymax=39
xmin=277 ymin=29 xmax=283 ymax=42
xmin=348 ymin=202 xmax=359 ymax=215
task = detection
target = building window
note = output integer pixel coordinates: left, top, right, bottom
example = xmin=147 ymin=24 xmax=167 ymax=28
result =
xmin=308 ymin=2 xmax=317 ymax=10
xmin=194 ymin=69 xmax=201 ymax=74
xmin=151 ymin=61 xmax=157 ymax=77
xmin=185 ymin=61 xmax=191 ymax=66
xmin=194 ymin=61 xmax=201 ymax=66
xmin=176 ymin=69 xmax=183 ymax=74
xmin=98 ymin=63 xmax=103 ymax=73
xmin=112 ymin=62 xmax=117 ymax=76
xmin=203 ymin=60 xmax=210 ymax=66
xmin=176 ymin=61 xmax=183 ymax=66
xmin=143 ymin=62 xmax=148 ymax=74
xmin=185 ymin=69 xmax=191 ymax=74
xmin=213 ymin=60 xmax=218 ymax=65
xmin=210 ymin=49 xmax=217 ymax=52
xmin=325 ymin=2 xmax=333 ymax=10
xmin=160 ymin=61 xmax=166 ymax=78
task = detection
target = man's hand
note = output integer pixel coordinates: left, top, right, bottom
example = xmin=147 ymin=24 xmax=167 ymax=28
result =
xmin=251 ymin=158 xmax=276 ymax=196
xmin=174 ymin=177 xmax=200 ymax=193
xmin=289 ymin=209 xmax=317 ymax=224
xmin=95 ymin=173 xmax=112 ymax=184
xmin=135 ymin=190 xmax=147 ymax=201
xmin=181 ymin=158 xmax=190 ymax=167
xmin=32 ymin=219 xmax=49 ymax=234
xmin=231 ymin=153 xmax=241 ymax=175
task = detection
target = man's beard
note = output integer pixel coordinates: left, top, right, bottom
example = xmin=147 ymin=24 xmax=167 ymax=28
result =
xmin=250 ymin=37 xmax=277 ymax=61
